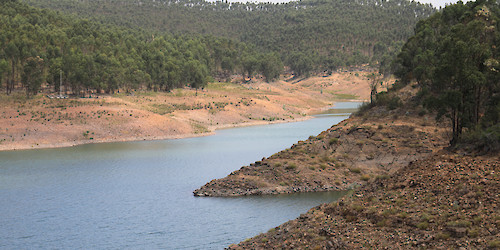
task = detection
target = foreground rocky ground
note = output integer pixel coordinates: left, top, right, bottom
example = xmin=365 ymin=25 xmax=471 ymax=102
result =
xmin=0 ymin=71 xmax=378 ymax=151
xmin=194 ymin=84 xmax=449 ymax=196
xmin=229 ymin=152 xmax=499 ymax=249
xmin=196 ymin=82 xmax=499 ymax=248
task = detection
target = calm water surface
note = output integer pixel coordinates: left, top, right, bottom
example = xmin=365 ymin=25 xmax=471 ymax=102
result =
xmin=0 ymin=102 xmax=360 ymax=249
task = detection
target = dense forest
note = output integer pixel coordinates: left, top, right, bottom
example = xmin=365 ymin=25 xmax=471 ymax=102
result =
xmin=22 ymin=0 xmax=435 ymax=74
xmin=0 ymin=0 xmax=284 ymax=96
xmin=392 ymin=0 xmax=500 ymax=150
xmin=1 ymin=0 xmax=436 ymax=97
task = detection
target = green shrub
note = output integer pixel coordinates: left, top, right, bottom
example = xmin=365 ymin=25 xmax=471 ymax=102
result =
xmin=376 ymin=219 xmax=388 ymax=227
xmin=375 ymin=174 xmax=390 ymax=180
xmin=446 ymin=220 xmax=472 ymax=228
xmin=329 ymin=138 xmax=339 ymax=145
xmin=387 ymin=96 xmax=402 ymax=110
xmin=375 ymin=92 xmax=402 ymax=110
xmin=354 ymin=102 xmax=372 ymax=115
xmin=468 ymin=228 xmax=479 ymax=237
xmin=416 ymin=222 xmax=429 ymax=230
xmin=435 ymin=232 xmax=450 ymax=240
xmin=349 ymin=167 xmax=362 ymax=174
xmin=418 ymin=109 xmax=427 ymax=116
xmin=351 ymin=204 xmax=364 ymax=212
xmin=397 ymin=212 xmax=408 ymax=218
xmin=488 ymin=240 xmax=500 ymax=248
xmin=459 ymin=124 xmax=500 ymax=153
xmin=473 ymin=215 xmax=482 ymax=224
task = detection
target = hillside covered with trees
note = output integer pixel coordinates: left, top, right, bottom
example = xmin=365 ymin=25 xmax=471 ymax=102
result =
xmin=393 ymin=0 xmax=500 ymax=150
xmin=23 ymin=0 xmax=435 ymax=75
xmin=0 ymin=0 xmax=282 ymax=97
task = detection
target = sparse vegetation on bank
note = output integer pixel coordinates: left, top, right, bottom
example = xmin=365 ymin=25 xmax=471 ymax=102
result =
xmin=230 ymin=152 xmax=499 ymax=249
xmin=193 ymin=83 xmax=448 ymax=197
xmin=0 ymin=71 xmax=375 ymax=151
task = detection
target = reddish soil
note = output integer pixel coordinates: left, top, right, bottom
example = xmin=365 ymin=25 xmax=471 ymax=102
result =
xmin=0 ymin=71 xmax=385 ymax=151
xmin=229 ymin=152 xmax=500 ymax=249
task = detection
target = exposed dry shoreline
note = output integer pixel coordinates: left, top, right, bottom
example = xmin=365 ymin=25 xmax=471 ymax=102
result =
xmin=0 ymin=115 xmax=313 ymax=152
xmin=193 ymin=83 xmax=449 ymax=197
xmin=205 ymin=82 xmax=499 ymax=249
xmin=0 ymin=71 xmax=382 ymax=151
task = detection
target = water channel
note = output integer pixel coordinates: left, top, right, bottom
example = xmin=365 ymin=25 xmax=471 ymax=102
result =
xmin=0 ymin=102 xmax=360 ymax=249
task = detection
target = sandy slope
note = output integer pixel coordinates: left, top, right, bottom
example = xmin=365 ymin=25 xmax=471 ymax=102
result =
xmin=0 ymin=71 xmax=384 ymax=151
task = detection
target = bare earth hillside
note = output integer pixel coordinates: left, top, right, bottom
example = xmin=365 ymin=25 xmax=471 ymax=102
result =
xmin=229 ymin=152 xmax=499 ymax=249
xmin=0 ymin=71 xmax=381 ymax=151
xmin=194 ymin=83 xmax=449 ymax=197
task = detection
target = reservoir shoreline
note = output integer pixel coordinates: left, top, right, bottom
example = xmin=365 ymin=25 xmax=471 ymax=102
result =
xmin=0 ymin=71 xmax=381 ymax=152
xmin=1 ymin=100 xmax=362 ymax=151
xmin=0 ymin=114 xmax=313 ymax=152
xmin=0 ymin=104 xmax=357 ymax=249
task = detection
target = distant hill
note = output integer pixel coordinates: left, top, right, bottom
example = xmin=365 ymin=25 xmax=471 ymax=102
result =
xmin=23 ymin=0 xmax=436 ymax=73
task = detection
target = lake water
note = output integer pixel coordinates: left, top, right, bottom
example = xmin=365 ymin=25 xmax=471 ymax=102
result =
xmin=0 ymin=102 xmax=360 ymax=249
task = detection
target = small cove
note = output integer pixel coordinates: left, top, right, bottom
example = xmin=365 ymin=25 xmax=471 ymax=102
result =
xmin=0 ymin=102 xmax=360 ymax=249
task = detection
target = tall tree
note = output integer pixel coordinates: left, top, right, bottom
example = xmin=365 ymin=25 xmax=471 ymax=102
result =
xmin=21 ymin=56 xmax=45 ymax=98
xmin=4 ymin=42 xmax=19 ymax=95
xmin=394 ymin=0 xmax=500 ymax=147
xmin=0 ymin=59 xmax=8 ymax=86
xmin=260 ymin=52 xmax=283 ymax=82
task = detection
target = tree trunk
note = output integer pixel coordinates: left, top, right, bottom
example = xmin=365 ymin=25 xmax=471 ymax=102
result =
xmin=450 ymin=109 xmax=459 ymax=145
xmin=7 ymin=61 xmax=15 ymax=95
xmin=474 ymin=85 xmax=481 ymax=125
xmin=370 ymin=84 xmax=377 ymax=104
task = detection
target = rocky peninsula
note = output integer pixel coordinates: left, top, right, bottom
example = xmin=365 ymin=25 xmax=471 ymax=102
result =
xmin=194 ymin=83 xmax=448 ymax=197
xmin=194 ymin=82 xmax=499 ymax=248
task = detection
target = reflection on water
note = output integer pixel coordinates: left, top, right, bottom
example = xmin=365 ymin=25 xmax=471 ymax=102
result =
xmin=0 ymin=102 xmax=360 ymax=249
xmin=314 ymin=101 xmax=363 ymax=116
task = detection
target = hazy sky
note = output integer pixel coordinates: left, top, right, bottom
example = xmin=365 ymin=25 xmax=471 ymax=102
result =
xmin=416 ymin=0 xmax=462 ymax=8
xmin=226 ymin=0 xmax=467 ymax=9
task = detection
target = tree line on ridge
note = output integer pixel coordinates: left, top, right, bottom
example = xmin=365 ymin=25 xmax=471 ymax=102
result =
xmin=23 ymin=0 xmax=436 ymax=76
xmin=0 ymin=0 xmax=282 ymax=97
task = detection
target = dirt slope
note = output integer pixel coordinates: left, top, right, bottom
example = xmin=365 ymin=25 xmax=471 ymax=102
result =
xmin=194 ymin=84 xmax=449 ymax=196
xmin=0 ymin=71 xmax=382 ymax=151
xmin=229 ymin=152 xmax=500 ymax=249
